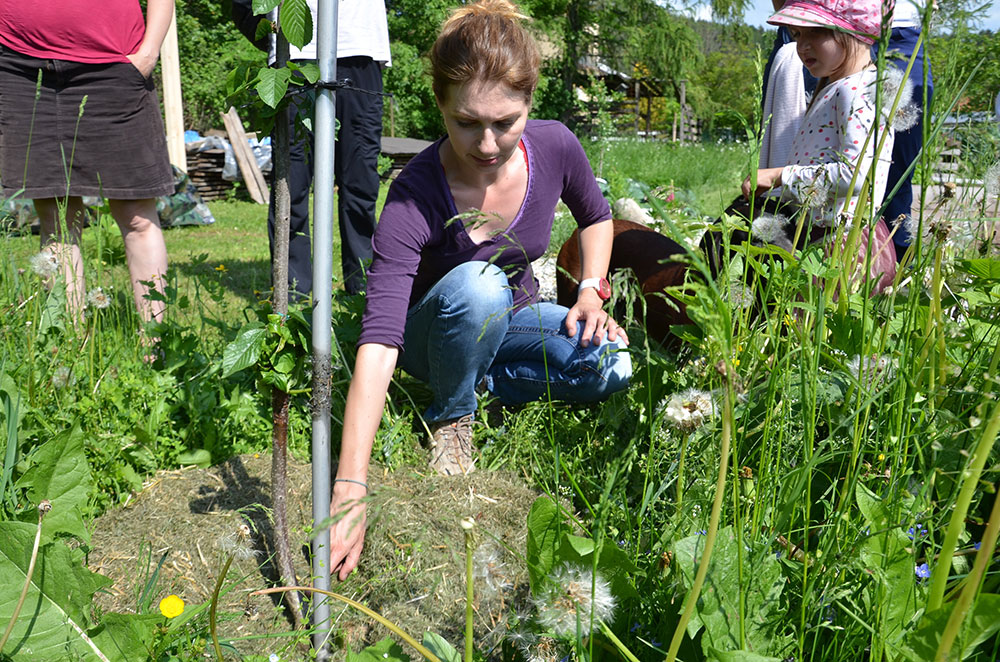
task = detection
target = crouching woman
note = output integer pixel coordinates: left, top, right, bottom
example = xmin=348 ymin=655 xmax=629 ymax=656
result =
xmin=327 ymin=0 xmax=631 ymax=580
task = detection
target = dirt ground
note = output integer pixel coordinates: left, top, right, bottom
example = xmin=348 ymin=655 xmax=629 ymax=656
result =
xmin=88 ymin=453 xmax=542 ymax=660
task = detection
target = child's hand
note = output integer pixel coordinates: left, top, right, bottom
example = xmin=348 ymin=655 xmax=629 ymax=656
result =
xmin=742 ymin=167 xmax=784 ymax=198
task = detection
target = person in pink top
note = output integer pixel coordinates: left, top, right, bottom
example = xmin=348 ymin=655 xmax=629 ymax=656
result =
xmin=743 ymin=0 xmax=898 ymax=293
xmin=0 ymin=0 xmax=174 ymax=333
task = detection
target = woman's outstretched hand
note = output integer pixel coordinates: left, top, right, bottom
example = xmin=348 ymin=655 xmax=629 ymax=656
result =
xmin=328 ymin=482 xmax=368 ymax=581
xmin=565 ymin=289 xmax=629 ymax=348
xmin=742 ymin=167 xmax=784 ymax=198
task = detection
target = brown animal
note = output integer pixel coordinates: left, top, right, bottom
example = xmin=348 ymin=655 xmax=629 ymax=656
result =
xmin=556 ymin=198 xmax=790 ymax=345
xmin=556 ymin=218 xmax=693 ymax=346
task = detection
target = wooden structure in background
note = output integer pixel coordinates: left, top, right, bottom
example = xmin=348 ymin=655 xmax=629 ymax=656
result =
xmin=221 ymin=107 xmax=270 ymax=204
xmin=159 ymin=7 xmax=186 ymax=172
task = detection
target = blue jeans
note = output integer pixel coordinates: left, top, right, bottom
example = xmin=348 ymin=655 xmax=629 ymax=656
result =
xmin=399 ymin=262 xmax=632 ymax=423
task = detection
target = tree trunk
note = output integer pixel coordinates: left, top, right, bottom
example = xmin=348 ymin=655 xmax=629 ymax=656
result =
xmin=270 ymin=31 xmax=302 ymax=630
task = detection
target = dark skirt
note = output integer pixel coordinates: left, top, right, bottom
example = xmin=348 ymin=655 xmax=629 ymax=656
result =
xmin=0 ymin=44 xmax=174 ymax=200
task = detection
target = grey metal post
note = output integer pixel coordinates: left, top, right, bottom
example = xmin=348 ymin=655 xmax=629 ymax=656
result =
xmin=311 ymin=0 xmax=337 ymax=657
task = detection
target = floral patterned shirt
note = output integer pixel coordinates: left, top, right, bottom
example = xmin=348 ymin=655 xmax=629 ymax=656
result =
xmin=781 ymin=67 xmax=894 ymax=227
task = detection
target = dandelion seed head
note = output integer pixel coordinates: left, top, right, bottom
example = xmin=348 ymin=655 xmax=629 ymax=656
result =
xmin=751 ymin=213 xmax=788 ymax=245
xmin=846 ymin=354 xmax=895 ymax=391
xmin=892 ymin=102 xmax=921 ymax=132
xmin=51 ymin=366 xmax=73 ymax=389
xmin=219 ymin=524 xmax=260 ymax=561
xmin=660 ymin=389 xmax=715 ymax=433
xmin=30 ymin=251 xmax=59 ymax=278
xmin=474 ymin=544 xmax=513 ymax=595
xmin=878 ymin=66 xmax=915 ymax=109
xmin=533 ymin=563 xmax=615 ymax=637
xmin=984 ymin=161 xmax=1000 ymax=197
xmin=522 ymin=636 xmax=561 ymax=662
xmin=727 ymin=282 xmax=754 ymax=311
xmin=800 ymin=171 xmax=833 ymax=210
xmin=87 ymin=287 xmax=111 ymax=310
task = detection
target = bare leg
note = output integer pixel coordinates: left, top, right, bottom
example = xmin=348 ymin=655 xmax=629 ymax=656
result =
xmin=34 ymin=196 xmax=87 ymax=320
xmin=108 ymin=198 xmax=169 ymax=323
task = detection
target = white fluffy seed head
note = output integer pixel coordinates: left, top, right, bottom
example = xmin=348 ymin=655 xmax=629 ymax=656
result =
xmin=30 ymin=251 xmax=59 ymax=279
xmin=892 ymin=102 xmax=921 ymax=132
xmin=219 ymin=524 xmax=260 ymax=561
xmin=846 ymin=354 xmax=896 ymax=391
xmin=661 ymin=388 xmax=716 ymax=433
xmin=751 ymin=213 xmax=788 ymax=245
xmin=87 ymin=287 xmax=111 ymax=310
xmin=985 ymin=161 xmax=1000 ymax=197
xmin=474 ymin=544 xmax=513 ymax=594
xmin=533 ymin=563 xmax=616 ymax=638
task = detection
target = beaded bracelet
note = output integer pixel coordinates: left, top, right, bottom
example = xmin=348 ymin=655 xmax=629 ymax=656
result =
xmin=334 ymin=478 xmax=369 ymax=492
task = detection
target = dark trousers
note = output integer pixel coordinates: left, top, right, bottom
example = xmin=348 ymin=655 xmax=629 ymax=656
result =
xmin=268 ymin=55 xmax=383 ymax=296
xmin=875 ymin=27 xmax=933 ymax=255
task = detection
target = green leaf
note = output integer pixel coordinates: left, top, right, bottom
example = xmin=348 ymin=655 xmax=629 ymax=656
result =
xmin=177 ymin=449 xmax=212 ymax=468
xmin=673 ymin=527 xmax=791 ymax=657
xmin=0 ymin=522 xmax=115 ymax=661
xmin=280 ymin=0 xmax=314 ymax=50
xmin=15 ymin=426 xmax=91 ymax=542
xmin=899 ymin=595 xmax=1000 ymax=661
xmin=221 ymin=323 xmax=266 ymax=377
xmin=87 ymin=613 xmax=161 ymax=662
xmin=346 ymin=637 xmax=411 ymax=662
xmin=556 ymin=534 xmax=639 ymax=600
xmin=290 ymin=61 xmax=320 ymax=84
xmin=422 ymin=632 xmax=460 ymax=662
xmin=255 ymin=66 xmax=292 ymax=108
xmin=955 ymin=258 xmax=1000 ymax=280
xmin=526 ymin=496 xmax=566 ymax=595
xmin=37 ymin=284 xmax=66 ymax=337
xmin=856 ymin=485 xmax=918 ymax=655
xmin=252 ymin=0 xmax=281 ymax=14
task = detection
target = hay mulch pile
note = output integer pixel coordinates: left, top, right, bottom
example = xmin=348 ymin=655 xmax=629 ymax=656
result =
xmin=88 ymin=453 xmax=542 ymax=659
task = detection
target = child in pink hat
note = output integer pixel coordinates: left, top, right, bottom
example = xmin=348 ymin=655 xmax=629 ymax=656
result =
xmin=743 ymin=0 xmax=898 ymax=293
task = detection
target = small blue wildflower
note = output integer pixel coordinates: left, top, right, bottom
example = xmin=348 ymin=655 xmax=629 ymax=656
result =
xmin=697 ymin=530 xmax=707 ymax=536
xmin=907 ymin=526 xmax=928 ymax=540
xmin=650 ymin=638 xmax=662 ymax=648
xmin=973 ymin=541 xmax=981 ymax=551
xmin=776 ymin=550 xmax=783 ymax=560
xmin=915 ymin=562 xmax=931 ymax=579
xmin=630 ymin=622 xmax=641 ymax=633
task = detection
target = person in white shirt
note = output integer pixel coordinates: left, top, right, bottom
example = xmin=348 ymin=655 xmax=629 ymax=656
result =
xmin=233 ymin=0 xmax=391 ymax=296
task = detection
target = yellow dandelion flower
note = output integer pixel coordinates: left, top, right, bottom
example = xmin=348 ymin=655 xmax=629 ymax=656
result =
xmin=877 ymin=453 xmax=885 ymax=462
xmin=159 ymin=594 xmax=185 ymax=619
xmin=215 ymin=264 xmax=227 ymax=273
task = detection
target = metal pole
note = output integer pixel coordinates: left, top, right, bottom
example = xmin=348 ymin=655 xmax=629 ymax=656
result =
xmin=311 ymin=0 xmax=337 ymax=657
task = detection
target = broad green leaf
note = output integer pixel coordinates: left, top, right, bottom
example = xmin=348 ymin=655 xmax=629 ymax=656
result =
xmin=899 ymin=595 xmax=1000 ymax=661
xmin=955 ymin=258 xmax=1000 ymax=280
xmin=422 ymin=631 xmax=460 ymax=662
xmin=252 ymin=0 xmax=281 ymax=14
xmin=347 ymin=637 xmax=410 ymax=662
xmin=557 ymin=534 xmax=639 ymax=600
xmin=37 ymin=284 xmax=66 ymax=337
xmin=673 ymin=527 xmax=791 ymax=657
xmin=0 ymin=522 xmax=114 ymax=661
xmin=15 ymin=426 xmax=91 ymax=542
xmin=221 ymin=323 xmax=266 ymax=377
xmin=857 ymin=485 xmax=917 ymax=655
xmin=255 ymin=67 xmax=292 ymax=108
xmin=526 ymin=496 xmax=565 ymax=594
xmin=176 ymin=449 xmax=212 ymax=468
xmin=291 ymin=61 xmax=320 ymax=84
xmin=280 ymin=0 xmax=314 ymax=50
xmin=87 ymin=613 xmax=161 ymax=662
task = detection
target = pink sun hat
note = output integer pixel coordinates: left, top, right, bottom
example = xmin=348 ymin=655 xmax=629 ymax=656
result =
xmin=767 ymin=0 xmax=883 ymax=45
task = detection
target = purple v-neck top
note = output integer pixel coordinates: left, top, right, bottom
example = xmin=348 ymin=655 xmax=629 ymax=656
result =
xmin=359 ymin=119 xmax=611 ymax=349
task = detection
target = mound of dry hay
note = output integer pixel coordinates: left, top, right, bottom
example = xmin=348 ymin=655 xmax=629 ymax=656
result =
xmin=88 ymin=453 xmax=541 ymax=658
